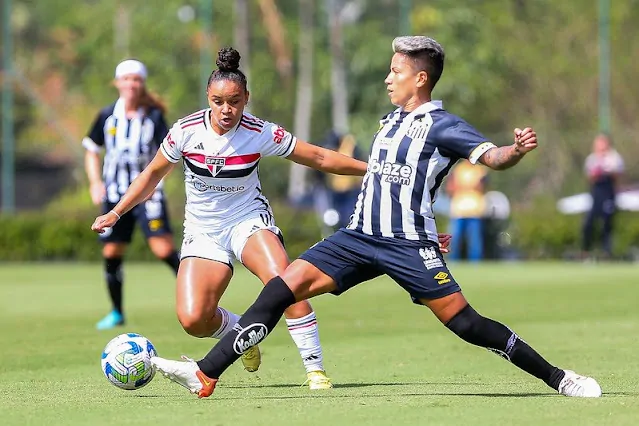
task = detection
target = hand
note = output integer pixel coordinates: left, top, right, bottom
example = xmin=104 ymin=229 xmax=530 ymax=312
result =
xmin=514 ymin=127 xmax=538 ymax=154
xmin=89 ymin=181 xmax=106 ymax=205
xmin=438 ymin=233 xmax=452 ymax=254
xmin=91 ymin=211 xmax=119 ymax=234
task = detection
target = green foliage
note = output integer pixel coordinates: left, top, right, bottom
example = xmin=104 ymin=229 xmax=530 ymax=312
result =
xmin=7 ymin=0 xmax=639 ymax=259
xmin=508 ymin=200 xmax=639 ymax=259
xmin=0 ymin=200 xmax=321 ymax=262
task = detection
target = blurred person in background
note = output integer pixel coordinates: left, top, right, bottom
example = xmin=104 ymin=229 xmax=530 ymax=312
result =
xmin=582 ymin=133 xmax=624 ymax=259
xmin=83 ymin=59 xmax=180 ymax=330
xmin=327 ymin=133 xmax=364 ymax=228
xmin=445 ymin=160 xmax=488 ymax=262
xmin=313 ymin=131 xmax=364 ymax=231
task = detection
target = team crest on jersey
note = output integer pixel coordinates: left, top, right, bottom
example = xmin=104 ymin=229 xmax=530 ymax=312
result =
xmin=205 ymin=157 xmax=226 ymax=177
xmin=406 ymin=119 xmax=429 ymax=140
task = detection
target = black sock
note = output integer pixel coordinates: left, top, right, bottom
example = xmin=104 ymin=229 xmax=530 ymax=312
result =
xmin=105 ymin=257 xmax=123 ymax=314
xmin=162 ymin=251 xmax=181 ymax=275
xmin=197 ymin=276 xmax=296 ymax=378
xmin=446 ymin=304 xmax=565 ymax=390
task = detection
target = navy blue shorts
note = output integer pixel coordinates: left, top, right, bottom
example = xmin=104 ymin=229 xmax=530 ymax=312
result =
xmin=100 ymin=197 xmax=173 ymax=244
xmin=299 ymin=229 xmax=461 ymax=304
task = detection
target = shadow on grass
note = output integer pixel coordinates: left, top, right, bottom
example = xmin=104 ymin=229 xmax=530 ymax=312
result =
xmin=223 ymin=381 xmax=491 ymax=390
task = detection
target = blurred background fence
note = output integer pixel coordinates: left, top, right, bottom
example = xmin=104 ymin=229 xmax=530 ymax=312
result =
xmin=1 ymin=0 xmax=639 ymax=261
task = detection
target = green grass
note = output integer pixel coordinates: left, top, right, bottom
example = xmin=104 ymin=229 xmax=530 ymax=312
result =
xmin=1 ymin=262 xmax=637 ymax=425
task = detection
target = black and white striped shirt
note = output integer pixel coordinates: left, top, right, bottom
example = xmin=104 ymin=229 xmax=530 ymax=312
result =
xmin=83 ymin=99 xmax=169 ymax=203
xmin=347 ymin=101 xmax=495 ymax=243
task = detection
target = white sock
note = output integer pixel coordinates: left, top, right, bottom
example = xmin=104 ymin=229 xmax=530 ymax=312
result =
xmin=285 ymin=311 xmax=324 ymax=373
xmin=211 ymin=307 xmax=241 ymax=339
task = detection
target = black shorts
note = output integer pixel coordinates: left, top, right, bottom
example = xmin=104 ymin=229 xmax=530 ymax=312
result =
xmin=299 ymin=229 xmax=461 ymax=304
xmin=100 ymin=198 xmax=173 ymax=244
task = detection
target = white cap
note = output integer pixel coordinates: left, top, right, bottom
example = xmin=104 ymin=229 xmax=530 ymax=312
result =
xmin=114 ymin=59 xmax=147 ymax=80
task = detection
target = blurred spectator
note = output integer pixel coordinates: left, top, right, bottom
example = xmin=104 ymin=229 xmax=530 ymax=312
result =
xmin=326 ymin=133 xmax=363 ymax=228
xmin=445 ymin=160 xmax=488 ymax=262
xmin=313 ymin=131 xmax=363 ymax=231
xmin=582 ymin=133 xmax=624 ymax=258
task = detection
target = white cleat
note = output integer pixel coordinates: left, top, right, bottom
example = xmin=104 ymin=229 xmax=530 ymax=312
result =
xmin=558 ymin=370 xmax=602 ymax=398
xmin=151 ymin=355 xmax=217 ymax=398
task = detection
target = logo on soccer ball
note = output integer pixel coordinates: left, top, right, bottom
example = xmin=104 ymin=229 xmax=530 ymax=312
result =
xmin=205 ymin=157 xmax=225 ymax=177
xmin=233 ymin=323 xmax=268 ymax=354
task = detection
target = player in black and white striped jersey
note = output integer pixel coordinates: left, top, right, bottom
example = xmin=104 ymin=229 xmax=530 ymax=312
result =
xmin=83 ymin=59 xmax=180 ymax=330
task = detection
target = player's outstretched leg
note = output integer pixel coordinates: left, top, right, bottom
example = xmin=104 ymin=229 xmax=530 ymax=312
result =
xmin=441 ymin=301 xmax=601 ymax=398
xmin=151 ymin=276 xmax=296 ymax=397
xmin=284 ymin=302 xmax=332 ymax=389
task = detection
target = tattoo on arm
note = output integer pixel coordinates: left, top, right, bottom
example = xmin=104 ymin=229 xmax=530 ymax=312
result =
xmin=479 ymin=145 xmax=525 ymax=170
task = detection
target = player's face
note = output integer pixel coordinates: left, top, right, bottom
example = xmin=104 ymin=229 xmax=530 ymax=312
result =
xmin=207 ymin=80 xmax=249 ymax=133
xmin=593 ymin=136 xmax=610 ymax=154
xmin=384 ymin=53 xmax=426 ymax=109
xmin=115 ymin=74 xmax=145 ymax=103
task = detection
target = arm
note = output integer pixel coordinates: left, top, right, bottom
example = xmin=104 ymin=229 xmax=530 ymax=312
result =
xmin=478 ymin=127 xmax=537 ymax=171
xmin=287 ymin=140 xmax=368 ymax=176
xmin=91 ymin=151 xmax=176 ymax=233
xmin=84 ymin=150 xmax=105 ymax=205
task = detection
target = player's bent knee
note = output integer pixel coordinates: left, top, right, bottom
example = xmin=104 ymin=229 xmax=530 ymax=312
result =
xmin=177 ymin=310 xmax=216 ymax=338
xmin=148 ymin=238 xmax=175 ymax=259
xmin=445 ymin=304 xmax=480 ymax=339
xmin=103 ymin=243 xmax=127 ymax=258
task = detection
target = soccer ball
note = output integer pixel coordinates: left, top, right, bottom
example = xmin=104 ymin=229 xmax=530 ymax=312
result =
xmin=101 ymin=333 xmax=157 ymax=390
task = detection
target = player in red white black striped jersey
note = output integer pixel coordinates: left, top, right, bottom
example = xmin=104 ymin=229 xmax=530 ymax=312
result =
xmin=91 ymin=47 xmax=368 ymax=389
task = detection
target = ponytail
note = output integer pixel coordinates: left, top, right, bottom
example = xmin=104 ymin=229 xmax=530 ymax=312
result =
xmin=139 ymin=87 xmax=167 ymax=115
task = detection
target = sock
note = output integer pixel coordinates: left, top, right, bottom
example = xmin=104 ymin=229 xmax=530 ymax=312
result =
xmin=105 ymin=257 xmax=123 ymax=314
xmin=446 ymin=304 xmax=565 ymax=391
xmin=162 ymin=251 xmax=181 ymax=275
xmin=286 ymin=311 xmax=324 ymax=373
xmin=211 ymin=307 xmax=241 ymax=339
xmin=197 ymin=276 xmax=296 ymax=378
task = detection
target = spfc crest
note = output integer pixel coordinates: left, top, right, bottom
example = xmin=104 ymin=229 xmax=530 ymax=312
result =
xmin=205 ymin=157 xmax=225 ymax=177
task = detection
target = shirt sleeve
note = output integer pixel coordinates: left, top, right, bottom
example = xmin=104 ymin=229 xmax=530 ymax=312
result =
xmin=434 ymin=114 xmax=496 ymax=164
xmin=611 ymin=151 xmax=624 ymax=174
xmin=258 ymin=121 xmax=297 ymax=157
xmin=152 ymin=111 xmax=170 ymax=148
xmin=159 ymin=122 xmax=184 ymax=163
xmin=82 ymin=110 xmax=108 ymax=153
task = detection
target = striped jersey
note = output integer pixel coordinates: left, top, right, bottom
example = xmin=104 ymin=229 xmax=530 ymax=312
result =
xmin=160 ymin=109 xmax=296 ymax=233
xmin=347 ymin=100 xmax=495 ymax=243
xmin=83 ymin=98 xmax=169 ymax=203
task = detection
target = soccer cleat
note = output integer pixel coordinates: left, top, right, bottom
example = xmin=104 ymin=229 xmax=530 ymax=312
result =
xmin=558 ymin=370 xmax=602 ymax=398
xmin=151 ymin=355 xmax=217 ymax=398
xmin=303 ymin=370 xmax=333 ymax=390
xmin=96 ymin=310 xmax=124 ymax=330
xmin=240 ymin=345 xmax=261 ymax=372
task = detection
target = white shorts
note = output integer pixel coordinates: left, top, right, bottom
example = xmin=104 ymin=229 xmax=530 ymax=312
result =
xmin=180 ymin=210 xmax=282 ymax=268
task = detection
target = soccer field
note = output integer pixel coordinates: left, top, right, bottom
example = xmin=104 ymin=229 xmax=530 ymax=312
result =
xmin=1 ymin=262 xmax=637 ymax=425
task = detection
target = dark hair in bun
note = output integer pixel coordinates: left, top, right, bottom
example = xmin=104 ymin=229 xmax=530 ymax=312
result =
xmin=216 ymin=47 xmax=240 ymax=71
xmin=207 ymin=47 xmax=247 ymax=92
